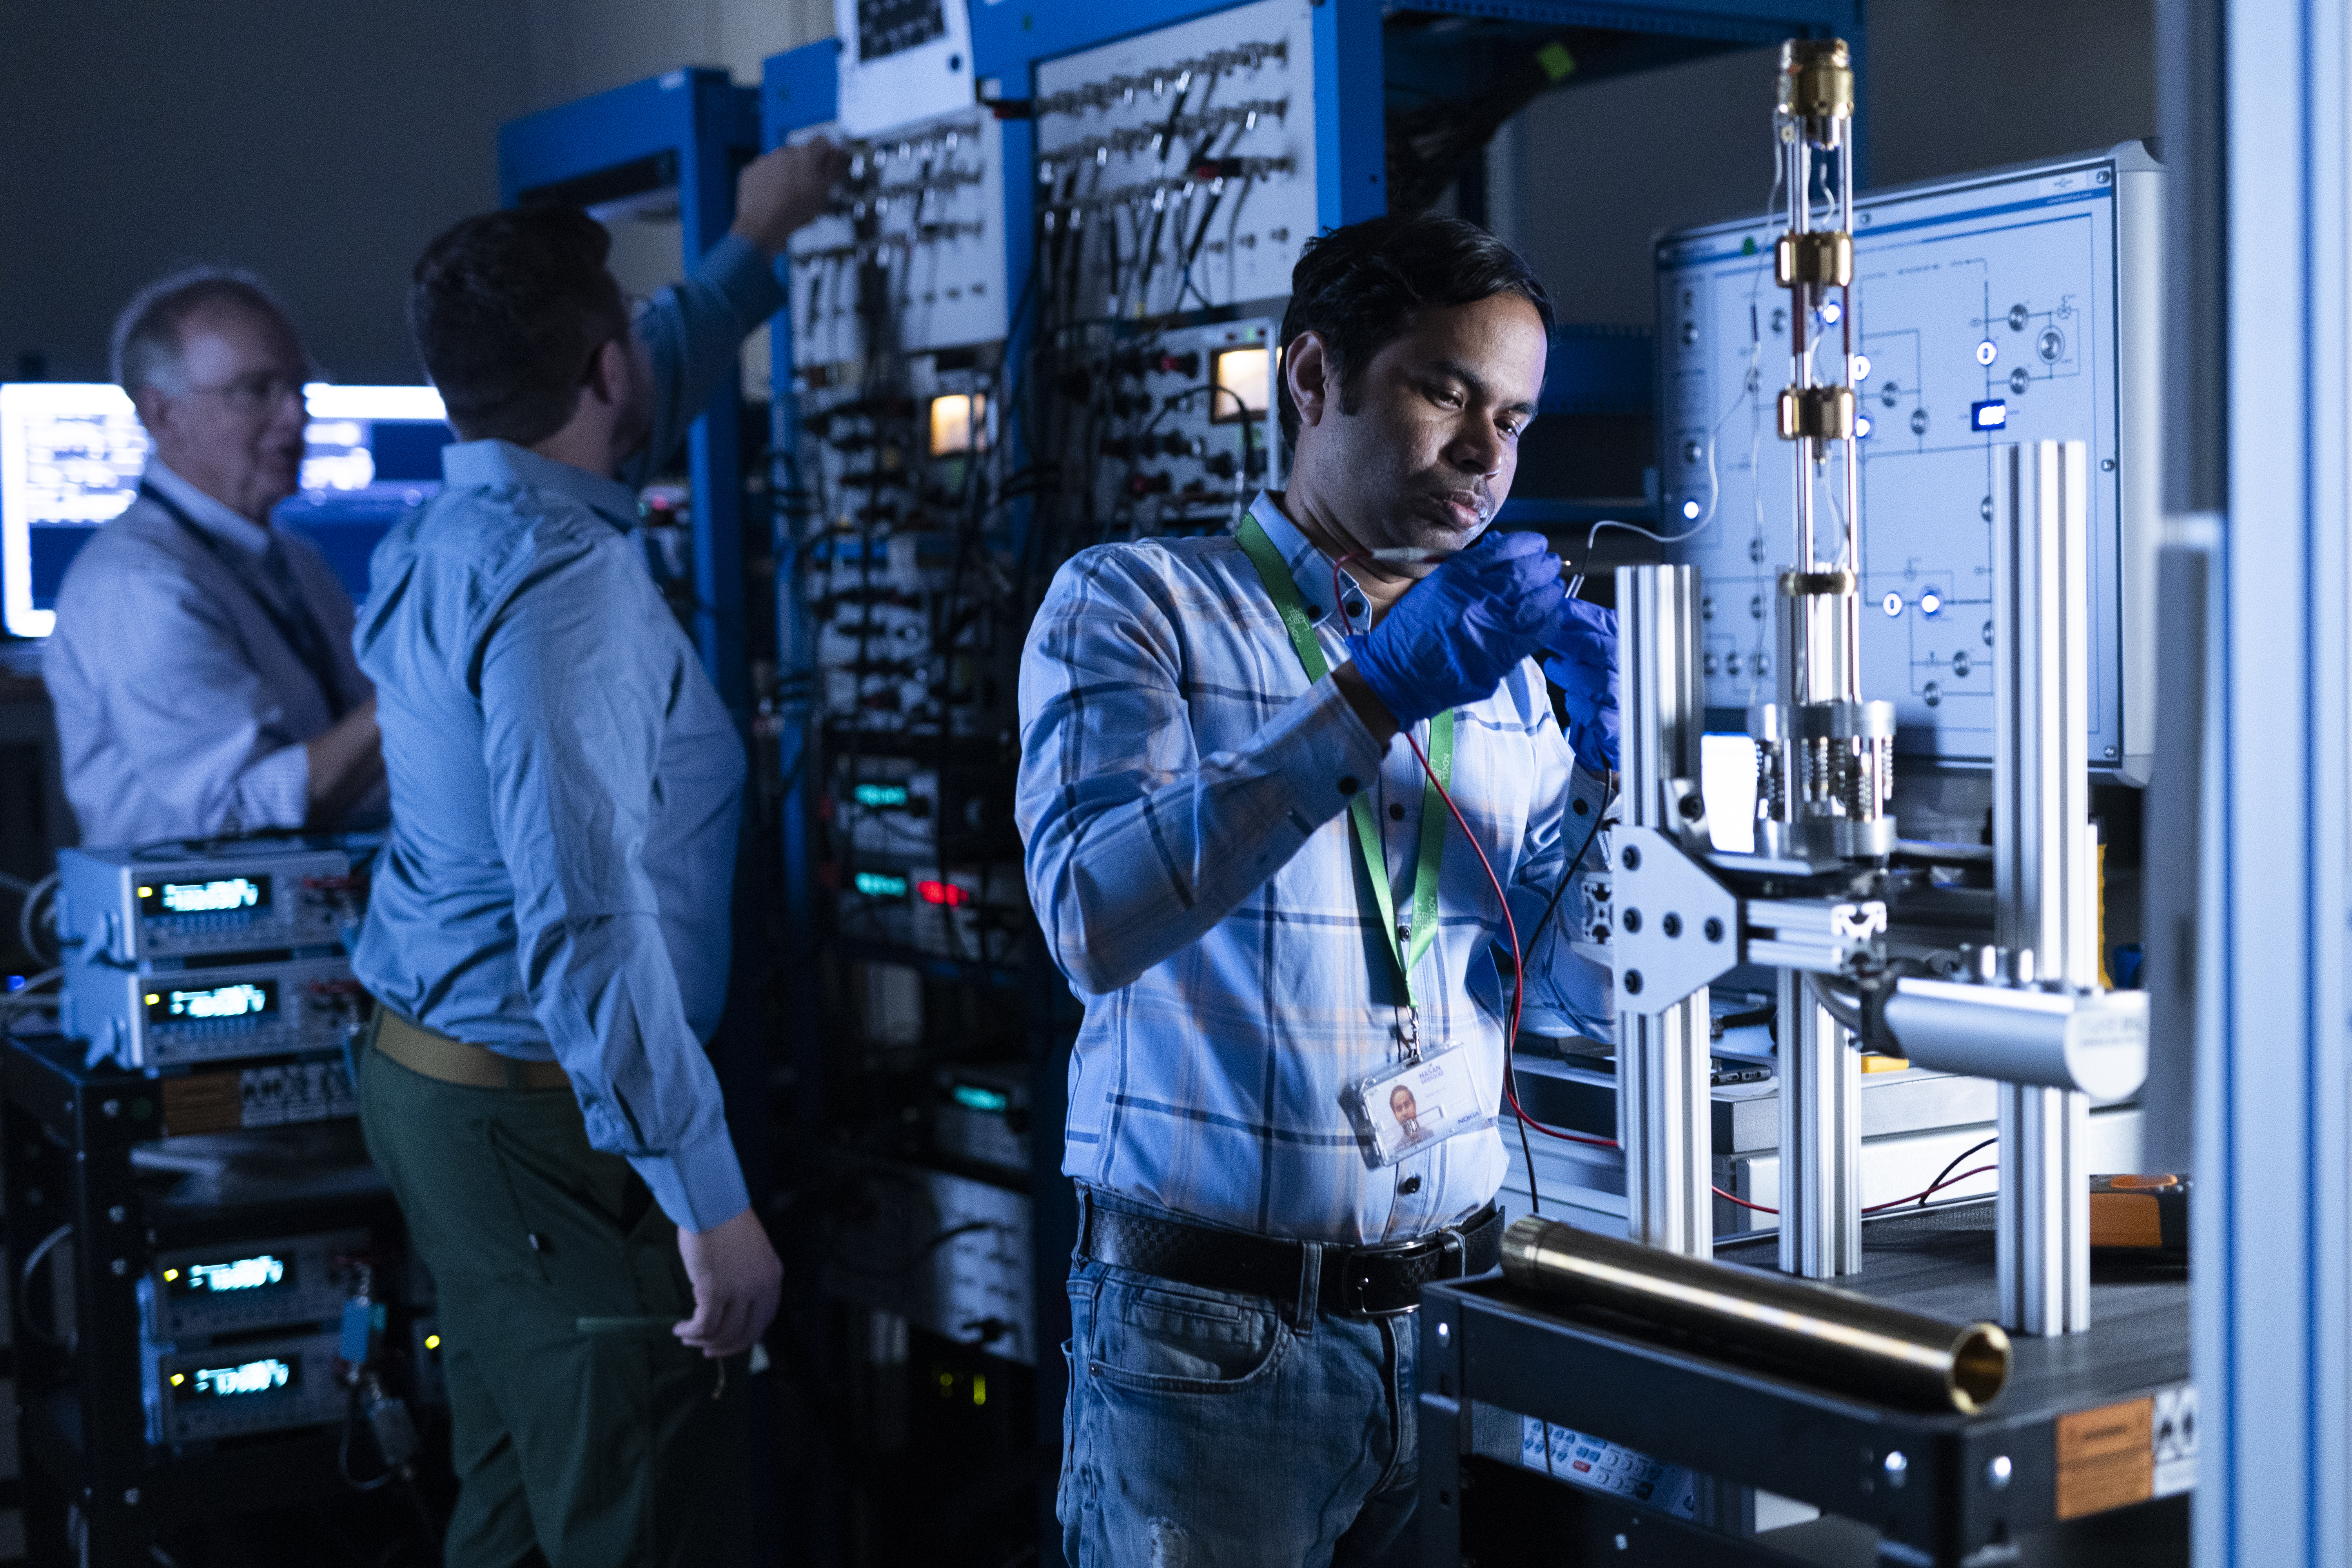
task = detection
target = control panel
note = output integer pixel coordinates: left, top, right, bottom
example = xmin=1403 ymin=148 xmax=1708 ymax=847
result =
xmin=1045 ymin=315 xmax=1283 ymax=541
xmin=142 ymin=1328 xmax=346 ymax=1445
xmin=1518 ymin=1417 xmax=1700 ymax=1516
xmin=1655 ymin=145 xmax=2161 ymax=774
xmin=65 ymin=955 xmax=365 ymax=1070
xmin=824 ymin=1161 xmax=1035 ymax=1365
xmin=934 ymin=1064 xmax=1031 ymax=1174
xmin=835 ymin=862 xmax=1028 ymax=966
xmin=1033 ymin=0 xmax=1317 ymax=317
xmin=58 ymin=842 xmax=365 ymax=964
xmin=788 ymin=107 xmax=1008 ymax=365
xmin=139 ymin=1228 xmax=372 ymax=1341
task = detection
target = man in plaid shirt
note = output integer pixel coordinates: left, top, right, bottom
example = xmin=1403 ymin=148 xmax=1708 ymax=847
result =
xmin=1018 ymin=213 xmax=1619 ymax=1566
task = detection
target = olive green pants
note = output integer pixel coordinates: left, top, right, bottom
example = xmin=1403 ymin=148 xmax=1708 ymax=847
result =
xmin=358 ymin=1035 xmax=750 ymax=1568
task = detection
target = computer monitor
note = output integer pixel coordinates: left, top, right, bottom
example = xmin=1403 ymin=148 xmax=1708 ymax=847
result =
xmin=0 ymin=383 xmax=452 ymax=638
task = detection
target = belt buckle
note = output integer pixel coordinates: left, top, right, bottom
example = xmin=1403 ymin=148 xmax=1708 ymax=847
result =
xmin=1345 ymin=1226 xmax=1464 ymax=1318
xmin=1346 ymin=1267 xmax=1422 ymax=1319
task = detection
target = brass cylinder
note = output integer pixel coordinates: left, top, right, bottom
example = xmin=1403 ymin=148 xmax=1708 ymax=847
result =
xmin=1498 ymin=1216 xmax=2012 ymax=1414
xmin=1777 ymin=386 xmax=1855 ymax=442
xmin=1775 ymin=230 xmax=1854 ymax=289
xmin=1776 ymin=38 xmax=1855 ymax=123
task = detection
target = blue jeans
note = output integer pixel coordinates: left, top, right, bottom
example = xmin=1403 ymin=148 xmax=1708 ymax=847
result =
xmin=1058 ymin=1187 xmax=1420 ymax=1568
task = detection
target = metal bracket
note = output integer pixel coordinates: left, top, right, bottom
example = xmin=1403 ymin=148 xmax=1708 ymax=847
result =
xmin=1611 ymin=826 xmax=1740 ymax=1014
xmin=1742 ymin=897 xmax=1888 ymax=974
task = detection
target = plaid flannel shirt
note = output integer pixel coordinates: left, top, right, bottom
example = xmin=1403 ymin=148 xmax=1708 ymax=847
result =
xmin=1016 ymin=493 xmax=1613 ymax=1245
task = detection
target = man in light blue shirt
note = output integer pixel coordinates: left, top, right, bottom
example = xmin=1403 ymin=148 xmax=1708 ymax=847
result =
xmin=1019 ymin=213 xmax=1618 ymax=1566
xmin=351 ymin=140 xmax=842 ymax=1566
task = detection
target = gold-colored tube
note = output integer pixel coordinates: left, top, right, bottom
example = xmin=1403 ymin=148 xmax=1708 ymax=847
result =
xmin=1498 ymin=1217 xmax=2012 ymax=1415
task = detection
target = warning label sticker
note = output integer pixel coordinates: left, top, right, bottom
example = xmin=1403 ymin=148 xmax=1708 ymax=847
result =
xmin=2055 ymin=1398 xmax=2154 ymax=1520
xmin=2152 ymin=1385 xmax=2198 ymax=1498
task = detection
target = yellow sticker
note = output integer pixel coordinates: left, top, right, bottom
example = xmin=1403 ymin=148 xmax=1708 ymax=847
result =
xmin=2055 ymin=1397 xmax=2154 ymax=1520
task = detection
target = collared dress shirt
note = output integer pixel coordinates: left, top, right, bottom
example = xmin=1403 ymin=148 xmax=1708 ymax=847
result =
xmin=349 ymin=232 xmax=782 ymax=1232
xmin=45 ymin=459 xmax=378 ymax=846
xmin=1016 ymin=494 xmax=1614 ymax=1245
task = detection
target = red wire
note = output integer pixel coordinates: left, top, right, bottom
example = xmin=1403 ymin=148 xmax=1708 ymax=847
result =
xmin=1333 ymin=550 xmax=1619 ymax=1155
xmin=1334 ymin=562 xmax=2014 ymax=1233
xmin=1715 ymin=1164 xmax=2002 ymax=1220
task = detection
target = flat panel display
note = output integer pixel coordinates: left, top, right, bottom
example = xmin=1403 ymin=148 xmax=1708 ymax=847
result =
xmin=1 ymin=383 xmax=451 ymax=636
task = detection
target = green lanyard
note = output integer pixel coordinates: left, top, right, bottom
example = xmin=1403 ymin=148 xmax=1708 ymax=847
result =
xmin=1235 ymin=514 xmax=1455 ymax=1020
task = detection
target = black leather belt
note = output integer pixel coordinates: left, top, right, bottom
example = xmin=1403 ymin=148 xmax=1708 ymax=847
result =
xmin=1079 ymin=1198 xmax=1505 ymax=1318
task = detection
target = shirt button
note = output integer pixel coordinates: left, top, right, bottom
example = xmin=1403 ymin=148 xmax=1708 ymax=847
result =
xmin=1389 ymin=802 xmax=1406 ymax=821
xmin=1338 ymin=775 xmax=1361 ymax=795
xmin=1398 ymin=1176 xmax=1423 ymax=1194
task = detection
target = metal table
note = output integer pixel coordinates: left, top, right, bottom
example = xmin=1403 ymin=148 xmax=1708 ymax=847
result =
xmin=1419 ymin=1203 xmax=2191 ymax=1566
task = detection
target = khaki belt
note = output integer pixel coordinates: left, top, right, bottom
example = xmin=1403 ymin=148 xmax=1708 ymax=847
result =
xmin=372 ymin=1007 xmax=571 ymax=1092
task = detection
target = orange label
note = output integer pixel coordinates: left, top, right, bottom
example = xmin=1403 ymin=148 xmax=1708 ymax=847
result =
xmin=159 ymin=1071 xmax=241 ymax=1137
xmin=2056 ymin=1398 xmax=2154 ymax=1520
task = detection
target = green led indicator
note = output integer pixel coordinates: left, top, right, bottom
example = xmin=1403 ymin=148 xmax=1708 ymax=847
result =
xmin=853 ymin=871 xmax=910 ymax=899
xmin=853 ymin=783 xmax=911 ymax=808
xmin=951 ymin=1084 xmax=1010 ymax=1114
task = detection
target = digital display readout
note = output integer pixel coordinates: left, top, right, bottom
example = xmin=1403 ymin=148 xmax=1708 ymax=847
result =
xmin=163 ymin=1253 xmax=291 ymax=1297
xmin=176 ymin=1357 xmax=299 ymax=1399
xmin=145 ymin=978 xmax=278 ymax=1024
xmin=138 ymin=875 xmax=270 ymax=917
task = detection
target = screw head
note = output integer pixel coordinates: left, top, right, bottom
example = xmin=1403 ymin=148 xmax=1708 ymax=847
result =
xmin=1662 ymin=913 xmax=1683 ymax=938
xmin=1987 ymin=1455 xmax=2013 ymax=1489
xmin=109 ymin=1258 xmax=127 ymax=1276
xmin=106 ymin=1205 xmax=125 ymax=1224
xmin=1884 ymin=1451 xmax=1909 ymax=1487
xmin=1703 ymin=918 xmax=1725 ymax=943
xmin=123 ymin=1488 xmax=140 ymax=1507
xmin=101 ymin=1099 xmax=120 ymax=1118
xmin=1623 ymin=971 xmax=1645 ymax=996
xmin=1678 ymin=793 xmax=1706 ymax=820
xmin=1622 ymin=909 xmax=1643 ymax=935
xmin=1621 ymin=845 xmax=1642 ymax=871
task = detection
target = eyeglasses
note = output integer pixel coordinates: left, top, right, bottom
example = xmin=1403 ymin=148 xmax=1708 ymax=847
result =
xmin=181 ymin=374 xmax=310 ymax=418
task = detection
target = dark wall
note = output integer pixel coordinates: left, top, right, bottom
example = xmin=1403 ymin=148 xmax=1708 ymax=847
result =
xmin=0 ymin=4 xmax=534 ymax=385
xmin=1502 ymin=0 xmax=2158 ymax=328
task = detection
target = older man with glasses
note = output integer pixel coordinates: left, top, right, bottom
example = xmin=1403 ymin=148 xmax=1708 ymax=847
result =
xmin=45 ymin=269 xmax=385 ymax=846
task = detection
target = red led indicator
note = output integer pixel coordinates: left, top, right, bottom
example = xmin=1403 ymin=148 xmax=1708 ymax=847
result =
xmin=916 ymin=880 xmax=971 ymax=907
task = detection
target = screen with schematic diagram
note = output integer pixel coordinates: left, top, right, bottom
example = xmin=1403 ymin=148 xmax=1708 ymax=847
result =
xmin=0 ymin=382 xmax=451 ymax=637
xmin=1655 ymin=145 xmax=2160 ymax=772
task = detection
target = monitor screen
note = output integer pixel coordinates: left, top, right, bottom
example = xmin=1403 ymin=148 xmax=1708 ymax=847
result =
xmin=1 ymin=383 xmax=451 ymax=637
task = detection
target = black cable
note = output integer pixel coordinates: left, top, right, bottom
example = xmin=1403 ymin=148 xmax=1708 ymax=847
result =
xmin=1509 ymin=786 xmax=1617 ymax=1218
xmin=1919 ymin=1136 xmax=1998 ymax=1209
xmin=1524 ymin=787 xmax=1616 ymax=961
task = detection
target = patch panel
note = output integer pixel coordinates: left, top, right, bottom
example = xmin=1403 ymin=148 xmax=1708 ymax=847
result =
xmin=787 ymin=107 xmax=1008 ymax=365
xmin=1032 ymin=0 xmax=1318 ymax=317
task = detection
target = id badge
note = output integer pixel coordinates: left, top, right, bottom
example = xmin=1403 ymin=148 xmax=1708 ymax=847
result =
xmin=1352 ymin=1044 xmax=1488 ymax=1168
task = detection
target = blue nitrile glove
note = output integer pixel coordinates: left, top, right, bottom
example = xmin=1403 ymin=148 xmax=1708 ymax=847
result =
xmin=1346 ymin=530 xmax=1566 ymax=728
xmin=1544 ymin=598 xmax=1619 ymax=773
